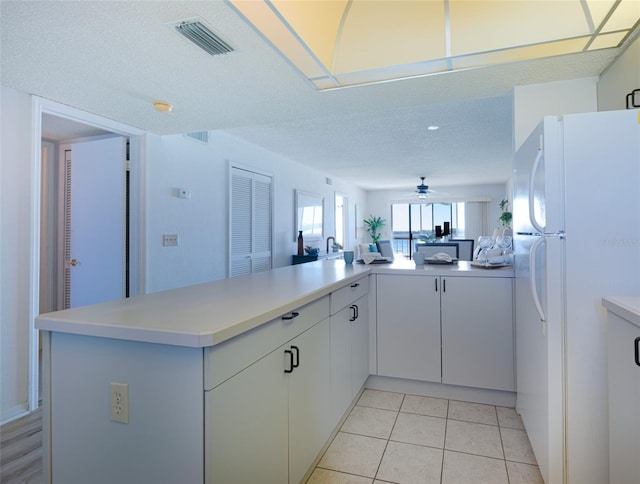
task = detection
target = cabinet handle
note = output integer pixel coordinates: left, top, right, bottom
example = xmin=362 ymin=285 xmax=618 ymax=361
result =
xmin=284 ymin=349 xmax=294 ymax=373
xmin=635 ymin=337 xmax=640 ymax=367
xmin=281 ymin=311 xmax=300 ymax=321
xmin=349 ymin=305 xmax=357 ymax=322
xmin=443 ymin=279 xmax=446 ymax=293
xmin=435 ymin=279 xmax=438 ymax=292
xmin=350 ymin=283 xmax=360 ymax=288
xmin=291 ymin=345 xmax=300 ymax=369
xmin=355 ymin=304 xmax=359 ymax=320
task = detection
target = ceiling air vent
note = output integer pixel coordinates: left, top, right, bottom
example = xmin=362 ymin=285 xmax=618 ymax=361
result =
xmin=185 ymin=131 xmax=209 ymax=144
xmin=174 ymin=19 xmax=233 ymax=56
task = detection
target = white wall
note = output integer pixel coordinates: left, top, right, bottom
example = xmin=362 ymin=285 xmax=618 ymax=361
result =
xmin=365 ymin=183 xmax=508 ymax=242
xmin=513 ymin=77 xmax=598 ymax=150
xmin=145 ymin=132 xmax=366 ymax=293
xmin=1 ymin=86 xmax=33 ymax=421
xmin=598 ymin=35 xmax=640 ymax=111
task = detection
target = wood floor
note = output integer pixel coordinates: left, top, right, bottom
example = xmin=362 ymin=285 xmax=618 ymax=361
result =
xmin=0 ymin=408 xmax=43 ymax=484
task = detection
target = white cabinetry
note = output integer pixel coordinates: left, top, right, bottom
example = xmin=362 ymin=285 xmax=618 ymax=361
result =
xmin=377 ymin=275 xmax=441 ymax=382
xmin=206 ymin=344 xmax=288 ymax=483
xmin=330 ymin=276 xmax=369 ymax=423
xmin=441 ymin=276 xmax=514 ymax=391
xmin=288 ymin=320 xmax=332 ymax=483
xmin=205 ymin=297 xmax=331 ymax=484
xmin=605 ymin=298 xmax=640 ymax=484
xmin=376 ymin=274 xmax=514 ymax=391
xmin=351 ymin=294 xmax=369 ymax=396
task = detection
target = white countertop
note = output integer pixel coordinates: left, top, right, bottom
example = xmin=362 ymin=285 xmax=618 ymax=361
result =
xmin=602 ymin=296 xmax=640 ymax=328
xmin=36 ymin=259 xmax=514 ymax=348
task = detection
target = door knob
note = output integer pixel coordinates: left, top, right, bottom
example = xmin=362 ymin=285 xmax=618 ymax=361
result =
xmin=69 ymin=259 xmax=78 ymax=267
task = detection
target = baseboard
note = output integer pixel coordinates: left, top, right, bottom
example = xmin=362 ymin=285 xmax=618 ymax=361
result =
xmin=365 ymin=375 xmax=516 ymax=407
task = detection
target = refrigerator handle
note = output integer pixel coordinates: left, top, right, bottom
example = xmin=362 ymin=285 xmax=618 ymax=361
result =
xmin=529 ymin=236 xmax=546 ymax=322
xmin=528 ymin=149 xmax=546 ymax=234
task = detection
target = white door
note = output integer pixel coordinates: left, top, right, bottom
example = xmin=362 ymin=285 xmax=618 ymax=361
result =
xmin=229 ymin=166 xmax=273 ymax=277
xmin=67 ymin=136 xmax=126 ymax=308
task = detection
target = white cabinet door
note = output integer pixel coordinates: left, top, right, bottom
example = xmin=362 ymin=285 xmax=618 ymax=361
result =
xmin=206 ymin=348 xmax=288 ymax=484
xmin=441 ymin=277 xmax=514 ymax=391
xmin=330 ymin=277 xmax=370 ymax=423
xmin=377 ymin=275 xmax=441 ymax=382
xmin=351 ymin=294 xmax=369 ymax=397
xmin=289 ymin=318 xmax=332 ymax=484
xmin=608 ymin=312 xmax=640 ymax=483
xmin=330 ymin=305 xmax=353 ymax=423
xmin=207 ymin=319 xmax=331 ymax=484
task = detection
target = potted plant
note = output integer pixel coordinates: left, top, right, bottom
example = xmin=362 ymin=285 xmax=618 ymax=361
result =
xmin=498 ymin=198 xmax=512 ymax=234
xmin=363 ymin=215 xmax=385 ymax=243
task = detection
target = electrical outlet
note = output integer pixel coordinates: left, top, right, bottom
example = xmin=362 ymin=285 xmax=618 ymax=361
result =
xmin=110 ymin=382 xmax=129 ymax=424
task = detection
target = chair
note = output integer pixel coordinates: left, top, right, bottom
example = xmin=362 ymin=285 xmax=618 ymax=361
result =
xmin=376 ymin=240 xmax=394 ymax=259
xmin=450 ymin=239 xmax=475 ymax=261
xmin=417 ymin=243 xmax=459 ymax=259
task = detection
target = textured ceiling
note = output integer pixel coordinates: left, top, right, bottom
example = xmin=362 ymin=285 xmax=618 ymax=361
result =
xmin=1 ymin=1 xmax=636 ymax=190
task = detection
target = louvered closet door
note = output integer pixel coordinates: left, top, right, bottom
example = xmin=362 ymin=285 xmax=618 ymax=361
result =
xmin=230 ymin=167 xmax=273 ymax=277
xmin=252 ymin=174 xmax=272 ymax=272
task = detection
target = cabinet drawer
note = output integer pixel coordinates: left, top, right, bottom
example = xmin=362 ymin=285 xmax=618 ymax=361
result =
xmin=330 ymin=276 xmax=369 ymax=315
xmin=204 ymin=296 xmax=329 ymax=390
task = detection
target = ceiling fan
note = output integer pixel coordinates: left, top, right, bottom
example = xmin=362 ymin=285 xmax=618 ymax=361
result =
xmin=415 ymin=177 xmax=431 ymax=199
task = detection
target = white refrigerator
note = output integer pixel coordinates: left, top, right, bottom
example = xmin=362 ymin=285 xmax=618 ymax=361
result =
xmin=513 ymin=109 xmax=640 ymax=484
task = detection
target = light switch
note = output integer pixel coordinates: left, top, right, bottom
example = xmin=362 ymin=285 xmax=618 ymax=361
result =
xmin=163 ymin=234 xmax=178 ymax=246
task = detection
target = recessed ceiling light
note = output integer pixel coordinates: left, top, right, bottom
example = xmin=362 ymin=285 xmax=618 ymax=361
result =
xmin=153 ymin=100 xmax=173 ymax=113
xmin=427 ymin=125 xmax=439 ymax=131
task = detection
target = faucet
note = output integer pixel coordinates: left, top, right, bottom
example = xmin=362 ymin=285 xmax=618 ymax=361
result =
xmin=326 ymin=236 xmax=335 ymax=253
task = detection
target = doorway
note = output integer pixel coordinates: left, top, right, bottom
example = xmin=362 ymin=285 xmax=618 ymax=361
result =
xmin=29 ymin=98 xmax=145 ymax=411
xmin=41 ymin=129 xmax=129 ymax=313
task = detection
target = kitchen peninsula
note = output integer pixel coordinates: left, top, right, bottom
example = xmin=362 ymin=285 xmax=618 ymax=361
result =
xmin=36 ymin=259 xmax=514 ymax=484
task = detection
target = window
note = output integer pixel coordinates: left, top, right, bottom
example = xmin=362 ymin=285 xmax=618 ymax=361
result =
xmin=335 ymin=192 xmax=348 ymax=247
xmin=391 ymin=202 xmax=464 ymax=256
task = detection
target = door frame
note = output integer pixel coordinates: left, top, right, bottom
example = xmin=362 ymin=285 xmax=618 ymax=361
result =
xmin=29 ymin=97 xmax=146 ymax=411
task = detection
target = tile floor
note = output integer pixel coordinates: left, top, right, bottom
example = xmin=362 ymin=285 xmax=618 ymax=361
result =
xmin=307 ymin=389 xmax=544 ymax=484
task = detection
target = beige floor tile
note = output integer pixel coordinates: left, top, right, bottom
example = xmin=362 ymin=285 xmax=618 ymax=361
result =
xmin=496 ymin=406 xmax=525 ymax=430
xmin=400 ymin=395 xmax=448 ymax=418
xmin=306 ymin=467 xmax=374 ymax=484
xmin=501 ymin=427 xmax=538 ymax=465
xmin=376 ymin=440 xmax=443 ymax=484
xmin=445 ymin=419 xmax=504 ymax=459
xmin=342 ymin=406 xmax=398 ymax=439
xmin=506 ymin=461 xmax=545 ymax=484
xmin=441 ymin=450 xmax=509 ymax=484
xmin=390 ymin=412 xmax=446 ymax=448
xmin=448 ymin=400 xmax=498 ymax=426
xmin=312 ymin=394 xmax=541 ymax=484
xmin=357 ymin=390 xmax=404 ymax=411
xmin=318 ymin=432 xmax=387 ymax=478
